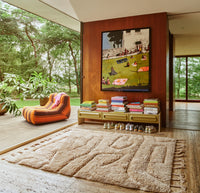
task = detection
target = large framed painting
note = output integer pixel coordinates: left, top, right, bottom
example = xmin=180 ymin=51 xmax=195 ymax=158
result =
xmin=101 ymin=27 xmax=151 ymax=92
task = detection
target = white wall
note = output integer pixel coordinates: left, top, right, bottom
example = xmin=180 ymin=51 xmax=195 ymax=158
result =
xmin=175 ymin=35 xmax=200 ymax=56
xmin=123 ymin=29 xmax=149 ymax=51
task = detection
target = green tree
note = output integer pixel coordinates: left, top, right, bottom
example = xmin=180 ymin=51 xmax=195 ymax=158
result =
xmin=0 ymin=1 xmax=80 ymax=96
xmin=107 ymin=31 xmax=123 ymax=48
xmin=40 ymin=21 xmax=80 ymax=93
xmin=11 ymin=8 xmax=44 ymax=67
xmin=188 ymin=57 xmax=200 ymax=99
xmin=0 ymin=4 xmax=23 ymax=81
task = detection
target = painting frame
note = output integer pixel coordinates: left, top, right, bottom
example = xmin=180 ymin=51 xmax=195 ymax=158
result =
xmin=101 ymin=27 xmax=151 ymax=92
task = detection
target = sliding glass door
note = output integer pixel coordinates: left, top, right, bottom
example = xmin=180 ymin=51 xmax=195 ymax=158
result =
xmin=175 ymin=56 xmax=200 ymax=101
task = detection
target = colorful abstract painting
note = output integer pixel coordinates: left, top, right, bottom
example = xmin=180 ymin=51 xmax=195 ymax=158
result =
xmin=101 ymin=27 xmax=151 ymax=92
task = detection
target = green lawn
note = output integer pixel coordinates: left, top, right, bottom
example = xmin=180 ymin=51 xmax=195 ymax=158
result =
xmin=15 ymin=98 xmax=80 ymax=108
xmin=70 ymin=98 xmax=80 ymax=106
xmin=16 ymin=99 xmax=39 ymax=108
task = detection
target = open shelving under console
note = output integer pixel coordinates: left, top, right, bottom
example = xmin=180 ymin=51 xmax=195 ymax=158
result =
xmin=78 ymin=109 xmax=161 ymax=132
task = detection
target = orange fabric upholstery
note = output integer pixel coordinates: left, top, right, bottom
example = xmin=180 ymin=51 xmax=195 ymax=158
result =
xmin=22 ymin=93 xmax=71 ymax=125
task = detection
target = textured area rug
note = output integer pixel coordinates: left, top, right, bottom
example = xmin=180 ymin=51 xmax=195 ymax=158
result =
xmin=2 ymin=129 xmax=180 ymax=193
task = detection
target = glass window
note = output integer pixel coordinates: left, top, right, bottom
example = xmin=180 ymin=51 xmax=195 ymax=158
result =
xmin=175 ymin=57 xmax=186 ymax=100
xmin=188 ymin=57 xmax=200 ymax=100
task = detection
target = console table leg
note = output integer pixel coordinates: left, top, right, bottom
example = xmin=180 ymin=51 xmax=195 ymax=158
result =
xmin=158 ymin=115 xmax=161 ymax=132
xmin=158 ymin=123 xmax=161 ymax=132
xmin=78 ymin=117 xmax=84 ymax=125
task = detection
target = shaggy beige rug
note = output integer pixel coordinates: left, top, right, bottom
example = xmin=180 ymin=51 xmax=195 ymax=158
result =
xmin=2 ymin=129 xmax=180 ymax=193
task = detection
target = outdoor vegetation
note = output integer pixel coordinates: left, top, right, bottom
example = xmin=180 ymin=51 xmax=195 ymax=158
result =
xmin=175 ymin=57 xmax=200 ymax=100
xmin=0 ymin=1 xmax=80 ymax=114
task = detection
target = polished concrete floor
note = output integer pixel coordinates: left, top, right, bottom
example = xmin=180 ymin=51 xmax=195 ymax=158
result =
xmin=169 ymin=102 xmax=200 ymax=131
xmin=0 ymin=103 xmax=199 ymax=192
xmin=0 ymin=106 xmax=79 ymax=154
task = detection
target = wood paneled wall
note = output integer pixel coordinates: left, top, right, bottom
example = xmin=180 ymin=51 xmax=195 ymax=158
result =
xmin=169 ymin=32 xmax=175 ymax=111
xmin=82 ymin=13 xmax=168 ymax=126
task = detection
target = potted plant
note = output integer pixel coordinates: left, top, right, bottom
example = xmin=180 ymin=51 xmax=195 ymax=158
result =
xmin=0 ymin=82 xmax=21 ymax=116
xmin=26 ymin=71 xmax=59 ymax=106
xmin=0 ymin=96 xmax=21 ymax=116
xmin=0 ymin=102 xmax=8 ymax=115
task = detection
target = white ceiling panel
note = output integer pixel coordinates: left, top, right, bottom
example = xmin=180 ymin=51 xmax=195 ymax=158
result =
xmin=169 ymin=13 xmax=200 ymax=35
xmin=68 ymin=0 xmax=200 ymax=22
xmin=2 ymin=0 xmax=200 ymax=36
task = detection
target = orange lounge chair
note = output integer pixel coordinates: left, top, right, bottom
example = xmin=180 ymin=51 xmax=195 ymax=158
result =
xmin=22 ymin=93 xmax=71 ymax=125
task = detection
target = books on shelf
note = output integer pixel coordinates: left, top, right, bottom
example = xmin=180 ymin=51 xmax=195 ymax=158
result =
xmin=126 ymin=102 xmax=144 ymax=114
xmin=126 ymin=102 xmax=141 ymax=108
xmin=111 ymin=106 xmax=127 ymax=112
xmin=143 ymin=98 xmax=160 ymax=114
xmin=129 ymin=108 xmax=143 ymax=112
xmin=80 ymin=107 xmax=97 ymax=111
xmin=128 ymin=111 xmax=143 ymax=114
xmin=80 ymin=101 xmax=96 ymax=107
xmin=79 ymin=97 xmax=160 ymax=114
xmin=96 ymin=108 xmax=111 ymax=112
xmin=98 ymin=99 xmax=109 ymax=104
xmin=80 ymin=101 xmax=96 ymax=111
xmin=111 ymin=96 xmax=127 ymax=101
xmin=144 ymin=107 xmax=159 ymax=114
xmin=111 ymin=96 xmax=128 ymax=112
xmin=96 ymin=99 xmax=111 ymax=112
xmin=143 ymin=98 xmax=159 ymax=105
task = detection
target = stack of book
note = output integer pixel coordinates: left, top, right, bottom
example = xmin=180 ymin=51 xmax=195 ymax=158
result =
xmin=80 ymin=101 xmax=96 ymax=111
xmin=96 ymin=99 xmax=111 ymax=112
xmin=143 ymin=98 xmax=160 ymax=114
xmin=111 ymin=96 xmax=128 ymax=112
xmin=127 ymin=102 xmax=144 ymax=114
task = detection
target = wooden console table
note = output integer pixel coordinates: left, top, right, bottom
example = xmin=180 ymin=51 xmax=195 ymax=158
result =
xmin=78 ymin=109 xmax=161 ymax=132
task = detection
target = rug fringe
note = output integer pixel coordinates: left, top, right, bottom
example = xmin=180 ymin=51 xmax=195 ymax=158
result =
xmin=171 ymin=140 xmax=187 ymax=193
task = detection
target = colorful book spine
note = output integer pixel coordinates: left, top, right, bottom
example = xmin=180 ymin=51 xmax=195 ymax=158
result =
xmin=95 ymin=99 xmax=111 ymax=112
xmin=80 ymin=101 xmax=96 ymax=111
xmin=129 ymin=109 xmax=143 ymax=112
xmin=98 ymin=99 xmax=109 ymax=103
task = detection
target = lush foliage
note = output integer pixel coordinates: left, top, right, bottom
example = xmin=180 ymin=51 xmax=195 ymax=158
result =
xmin=0 ymin=97 xmax=21 ymax=116
xmin=26 ymin=71 xmax=59 ymax=99
xmin=0 ymin=81 xmax=21 ymax=116
xmin=0 ymin=1 xmax=80 ymax=94
xmin=1 ymin=73 xmax=27 ymax=98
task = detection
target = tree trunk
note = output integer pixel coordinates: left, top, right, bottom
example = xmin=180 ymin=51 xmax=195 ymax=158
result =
xmin=25 ymin=25 xmax=38 ymax=67
xmin=68 ymin=42 xmax=80 ymax=94
xmin=47 ymin=50 xmax=54 ymax=81
xmin=177 ymin=58 xmax=181 ymax=98
xmin=68 ymin=66 xmax=71 ymax=93
xmin=0 ymin=68 xmax=3 ymax=81
xmin=65 ymin=62 xmax=71 ymax=93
